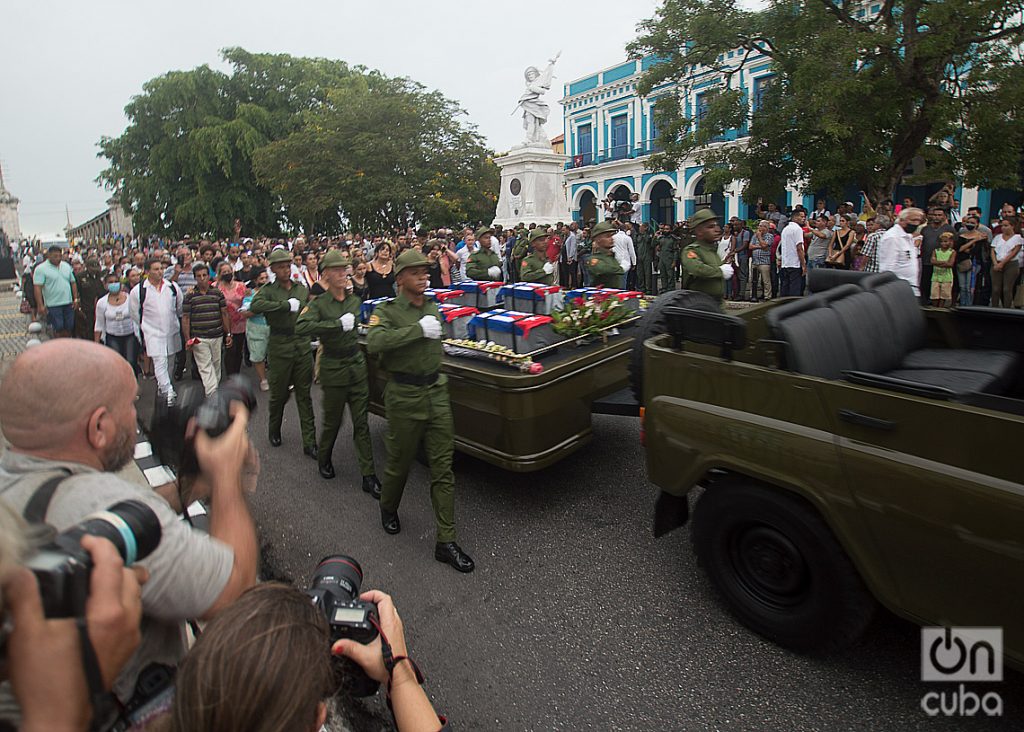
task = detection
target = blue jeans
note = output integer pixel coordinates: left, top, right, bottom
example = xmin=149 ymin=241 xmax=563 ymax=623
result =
xmin=956 ymin=265 xmax=974 ymax=306
xmin=46 ymin=303 xmax=75 ymax=333
xmin=105 ymin=333 xmax=140 ymax=375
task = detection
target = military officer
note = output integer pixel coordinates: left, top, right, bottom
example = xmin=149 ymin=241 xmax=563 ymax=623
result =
xmin=681 ymin=208 xmax=733 ymax=306
xmin=584 ymin=221 xmax=625 ymax=288
xmin=519 ymin=228 xmax=556 ymax=284
xmin=655 ymin=223 xmax=681 ymax=293
xmin=634 ymin=223 xmax=654 ymax=294
xmin=250 ymin=248 xmax=317 ymax=456
xmin=366 ymin=249 xmax=474 ymax=573
xmin=465 ymin=226 xmax=503 ymax=281
xmin=295 ymin=251 xmax=381 ymax=496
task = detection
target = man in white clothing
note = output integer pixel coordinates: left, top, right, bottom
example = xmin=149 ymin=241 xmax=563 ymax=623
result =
xmin=130 ymin=258 xmax=183 ymax=403
xmin=877 ymin=207 xmax=926 ymax=296
xmin=612 ymin=223 xmax=637 ymax=289
xmin=778 ymin=208 xmax=809 ymax=296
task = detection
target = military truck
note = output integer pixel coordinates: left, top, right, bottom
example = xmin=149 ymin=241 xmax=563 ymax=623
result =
xmin=638 ymin=270 xmax=1023 ymax=669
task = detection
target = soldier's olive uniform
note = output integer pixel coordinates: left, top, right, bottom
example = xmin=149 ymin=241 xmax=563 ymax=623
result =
xmin=656 ymin=233 xmax=681 ymax=292
xmin=366 ymin=292 xmax=457 ymax=543
xmin=295 ymin=292 xmax=375 ymax=476
xmin=250 ymin=277 xmax=316 ymax=448
xmin=586 ymin=249 xmax=624 ymax=288
xmin=634 ymin=230 xmax=654 ymax=294
xmin=465 ymin=247 xmax=502 ymax=281
xmin=681 ymin=241 xmax=726 ymax=304
xmin=520 ymin=252 xmax=554 ymax=285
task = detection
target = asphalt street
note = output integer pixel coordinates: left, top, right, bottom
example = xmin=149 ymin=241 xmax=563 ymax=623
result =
xmin=142 ymin=370 xmax=1022 ymax=732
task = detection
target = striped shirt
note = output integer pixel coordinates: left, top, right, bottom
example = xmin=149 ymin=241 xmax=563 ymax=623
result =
xmin=182 ymin=286 xmax=226 ymax=338
xmin=860 ymin=231 xmax=884 ymax=273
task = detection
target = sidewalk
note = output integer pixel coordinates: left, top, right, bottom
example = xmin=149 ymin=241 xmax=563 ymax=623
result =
xmin=0 ymin=279 xmax=33 ymax=378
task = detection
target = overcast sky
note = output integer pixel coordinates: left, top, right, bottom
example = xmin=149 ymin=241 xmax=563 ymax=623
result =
xmin=2 ymin=0 xmax=662 ymax=235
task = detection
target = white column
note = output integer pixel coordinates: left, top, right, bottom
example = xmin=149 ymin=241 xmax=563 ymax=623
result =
xmin=959 ymin=186 xmax=979 ymax=218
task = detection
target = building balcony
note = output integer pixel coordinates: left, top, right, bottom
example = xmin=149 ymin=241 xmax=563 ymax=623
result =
xmin=565 ymin=139 xmax=664 ymax=170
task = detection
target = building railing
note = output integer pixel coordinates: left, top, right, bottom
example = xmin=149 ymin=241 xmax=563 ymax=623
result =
xmin=565 ymin=139 xmax=665 ymax=169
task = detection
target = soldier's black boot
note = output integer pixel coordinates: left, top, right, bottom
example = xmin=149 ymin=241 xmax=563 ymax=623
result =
xmin=434 ymin=542 xmax=474 ymax=573
xmin=303 ymin=444 xmax=318 ymax=461
xmin=319 ymin=462 xmax=335 ymax=480
xmin=362 ymin=475 xmax=382 ymax=500
xmin=380 ymin=508 xmax=401 ymax=535
xmin=269 ymin=432 xmax=282 ymax=447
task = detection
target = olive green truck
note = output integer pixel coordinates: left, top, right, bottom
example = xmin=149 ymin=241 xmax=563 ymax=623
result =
xmin=639 ymin=271 xmax=1023 ymax=670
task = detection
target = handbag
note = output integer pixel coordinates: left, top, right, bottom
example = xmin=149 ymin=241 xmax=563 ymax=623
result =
xmin=20 ymin=299 xmax=31 ymax=314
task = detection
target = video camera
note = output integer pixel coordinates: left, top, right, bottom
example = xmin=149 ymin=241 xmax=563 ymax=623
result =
xmin=305 ymin=555 xmax=381 ymax=697
xmin=23 ymin=500 xmax=161 ymax=618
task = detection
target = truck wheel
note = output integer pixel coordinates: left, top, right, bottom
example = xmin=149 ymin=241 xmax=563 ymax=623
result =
xmin=691 ymin=481 xmax=876 ymax=653
xmin=629 ymin=290 xmax=719 ymax=403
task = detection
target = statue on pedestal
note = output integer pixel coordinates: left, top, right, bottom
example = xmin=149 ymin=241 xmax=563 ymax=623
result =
xmin=515 ymin=52 xmax=561 ymax=147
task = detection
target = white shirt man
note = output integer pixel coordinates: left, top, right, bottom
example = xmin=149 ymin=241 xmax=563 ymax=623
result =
xmin=631 ymin=198 xmax=642 ymax=225
xmin=779 ymin=220 xmax=805 ymax=269
xmin=877 ymin=221 xmax=922 ymax=296
xmin=613 ymin=228 xmax=637 ymax=278
xmin=130 ymin=264 xmax=183 ymax=401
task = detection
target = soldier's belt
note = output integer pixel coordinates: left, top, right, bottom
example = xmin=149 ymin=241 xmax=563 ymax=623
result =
xmin=323 ymin=344 xmax=359 ymax=359
xmin=270 ymin=326 xmax=295 ymax=337
xmin=390 ymin=371 xmax=439 ymax=386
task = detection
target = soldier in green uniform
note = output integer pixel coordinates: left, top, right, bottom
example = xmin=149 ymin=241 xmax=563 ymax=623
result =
xmin=656 ymin=223 xmax=681 ymax=294
xmin=681 ymin=208 xmax=731 ymax=306
xmin=634 ymin=223 xmax=654 ymax=294
xmin=511 ymin=225 xmax=531 ymax=269
xmin=250 ymin=249 xmax=317 ymax=456
xmin=465 ymin=226 xmax=503 ymax=281
xmin=366 ymin=249 xmax=474 ymax=573
xmin=584 ymin=221 xmax=625 ymax=288
xmin=519 ymin=228 xmax=555 ymax=284
xmin=295 ymin=251 xmax=381 ymax=496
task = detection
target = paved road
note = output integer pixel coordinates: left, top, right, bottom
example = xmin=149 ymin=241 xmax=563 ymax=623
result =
xmin=135 ymin=369 xmax=1021 ymax=732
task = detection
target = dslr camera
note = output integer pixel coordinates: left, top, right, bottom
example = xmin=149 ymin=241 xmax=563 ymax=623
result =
xmin=23 ymin=500 xmax=161 ymax=618
xmin=305 ymin=555 xmax=380 ymax=697
xmin=148 ymin=374 xmax=257 ymax=478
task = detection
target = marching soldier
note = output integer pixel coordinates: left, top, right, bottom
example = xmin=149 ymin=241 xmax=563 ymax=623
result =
xmin=519 ymin=228 xmax=556 ymax=285
xmin=681 ymin=208 xmax=732 ymax=306
xmin=584 ymin=221 xmax=625 ymax=288
xmin=634 ymin=223 xmax=654 ymax=294
xmin=295 ymin=251 xmax=380 ymax=496
xmin=366 ymin=249 xmax=474 ymax=573
xmin=465 ymin=226 xmax=503 ymax=281
xmin=250 ymin=248 xmax=317 ymax=456
xmin=655 ymin=223 xmax=681 ymax=293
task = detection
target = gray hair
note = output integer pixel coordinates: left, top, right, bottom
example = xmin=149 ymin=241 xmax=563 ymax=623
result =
xmin=897 ymin=206 xmax=925 ymax=223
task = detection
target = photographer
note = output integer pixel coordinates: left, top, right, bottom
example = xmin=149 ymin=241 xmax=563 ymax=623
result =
xmin=0 ymin=340 xmax=257 ymax=716
xmin=0 ymin=503 xmax=146 ymax=732
xmin=162 ymin=584 xmax=445 ymax=732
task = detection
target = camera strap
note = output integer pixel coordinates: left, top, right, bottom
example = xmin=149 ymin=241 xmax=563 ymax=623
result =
xmin=76 ymin=617 xmax=121 ymax=731
xmin=21 ymin=470 xmax=72 ymax=524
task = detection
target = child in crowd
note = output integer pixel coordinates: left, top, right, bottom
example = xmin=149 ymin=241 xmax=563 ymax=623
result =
xmin=930 ymin=232 xmax=956 ymax=307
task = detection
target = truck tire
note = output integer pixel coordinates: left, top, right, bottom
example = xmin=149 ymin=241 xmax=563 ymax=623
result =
xmin=691 ymin=481 xmax=876 ymax=653
xmin=629 ymin=290 xmax=719 ymax=403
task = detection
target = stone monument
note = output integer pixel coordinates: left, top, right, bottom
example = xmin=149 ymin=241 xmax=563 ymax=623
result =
xmin=0 ymin=162 xmax=22 ymax=242
xmin=492 ymin=53 xmax=570 ymax=228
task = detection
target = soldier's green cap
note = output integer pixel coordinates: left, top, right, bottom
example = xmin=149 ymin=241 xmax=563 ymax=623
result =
xmin=320 ymin=250 xmax=350 ymax=270
xmin=688 ymin=208 xmax=720 ymax=229
xmin=475 ymin=225 xmax=494 ymax=239
xmin=528 ymin=228 xmax=552 ymax=244
xmin=394 ymin=248 xmax=430 ymax=274
xmin=268 ymin=249 xmax=292 ymax=265
xmin=591 ymin=221 xmax=616 ymax=238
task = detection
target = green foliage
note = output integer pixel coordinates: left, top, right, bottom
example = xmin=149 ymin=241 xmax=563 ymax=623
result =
xmin=99 ymin=48 xmax=498 ymax=237
xmin=629 ymin=0 xmax=1024 ymax=204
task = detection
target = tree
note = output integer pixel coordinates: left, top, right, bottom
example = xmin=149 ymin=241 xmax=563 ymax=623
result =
xmin=628 ymin=0 xmax=1024 ymax=206
xmin=98 ymin=50 xmax=353 ymax=237
xmin=252 ymin=74 xmax=498 ymax=232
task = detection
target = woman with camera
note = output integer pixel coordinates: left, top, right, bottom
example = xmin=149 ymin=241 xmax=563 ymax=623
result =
xmin=162 ymin=584 xmax=446 ymax=732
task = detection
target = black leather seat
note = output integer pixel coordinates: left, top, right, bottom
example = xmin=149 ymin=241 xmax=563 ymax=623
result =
xmin=765 ymin=273 xmax=1020 ymax=397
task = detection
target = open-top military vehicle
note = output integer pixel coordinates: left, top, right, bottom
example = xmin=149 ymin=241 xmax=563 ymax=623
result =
xmin=639 ymin=270 xmax=1023 ymax=669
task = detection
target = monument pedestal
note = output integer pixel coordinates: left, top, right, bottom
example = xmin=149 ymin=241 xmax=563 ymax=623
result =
xmin=492 ymin=145 xmax=570 ymax=228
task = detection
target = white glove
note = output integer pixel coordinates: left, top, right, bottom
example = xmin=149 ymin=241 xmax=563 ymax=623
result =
xmin=542 ymin=262 xmax=555 ymax=275
xmin=487 ymin=266 xmax=502 ymax=280
xmin=720 ymin=263 xmax=734 ymax=280
xmin=287 ymin=297 xmax=300 ymax=313
xmin=339 ymin=313 xmax=355 ymax=331
xmin=419 ymin=315 xmax=442 ymax=339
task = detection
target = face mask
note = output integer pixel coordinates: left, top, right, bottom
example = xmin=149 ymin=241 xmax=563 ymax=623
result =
xmin=107 ymin=283 xmax=121 ymax=294
xmin=220 ymin=273 xmax=233 ymax=282
xmin=901 ymin=222 xmax=919 ymax=234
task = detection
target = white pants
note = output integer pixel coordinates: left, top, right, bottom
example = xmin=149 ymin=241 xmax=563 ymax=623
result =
xmin=152 ymin=354 xmax=174 ymax=396
xmin=191 ymin=337 xmax=223 ymax=395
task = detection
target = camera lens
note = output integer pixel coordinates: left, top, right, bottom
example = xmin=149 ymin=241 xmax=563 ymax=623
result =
xmin=69 ymin=500 xmax=162 ymax=566
xmin=310 ymin=555 xmax=363 ymax=603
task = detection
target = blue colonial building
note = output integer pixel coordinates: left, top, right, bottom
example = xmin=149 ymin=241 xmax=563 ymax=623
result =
xmin=561 ymin=51 xmax=1018 ymax=227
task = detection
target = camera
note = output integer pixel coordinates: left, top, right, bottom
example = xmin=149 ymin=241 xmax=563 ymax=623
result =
xmin=305 ymin=555 xmax=380 ymax=697
xmin=23 ymin=500 xmax=161 ymax=618
xmin=148 ymin=374 xmax=257 ymax=477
